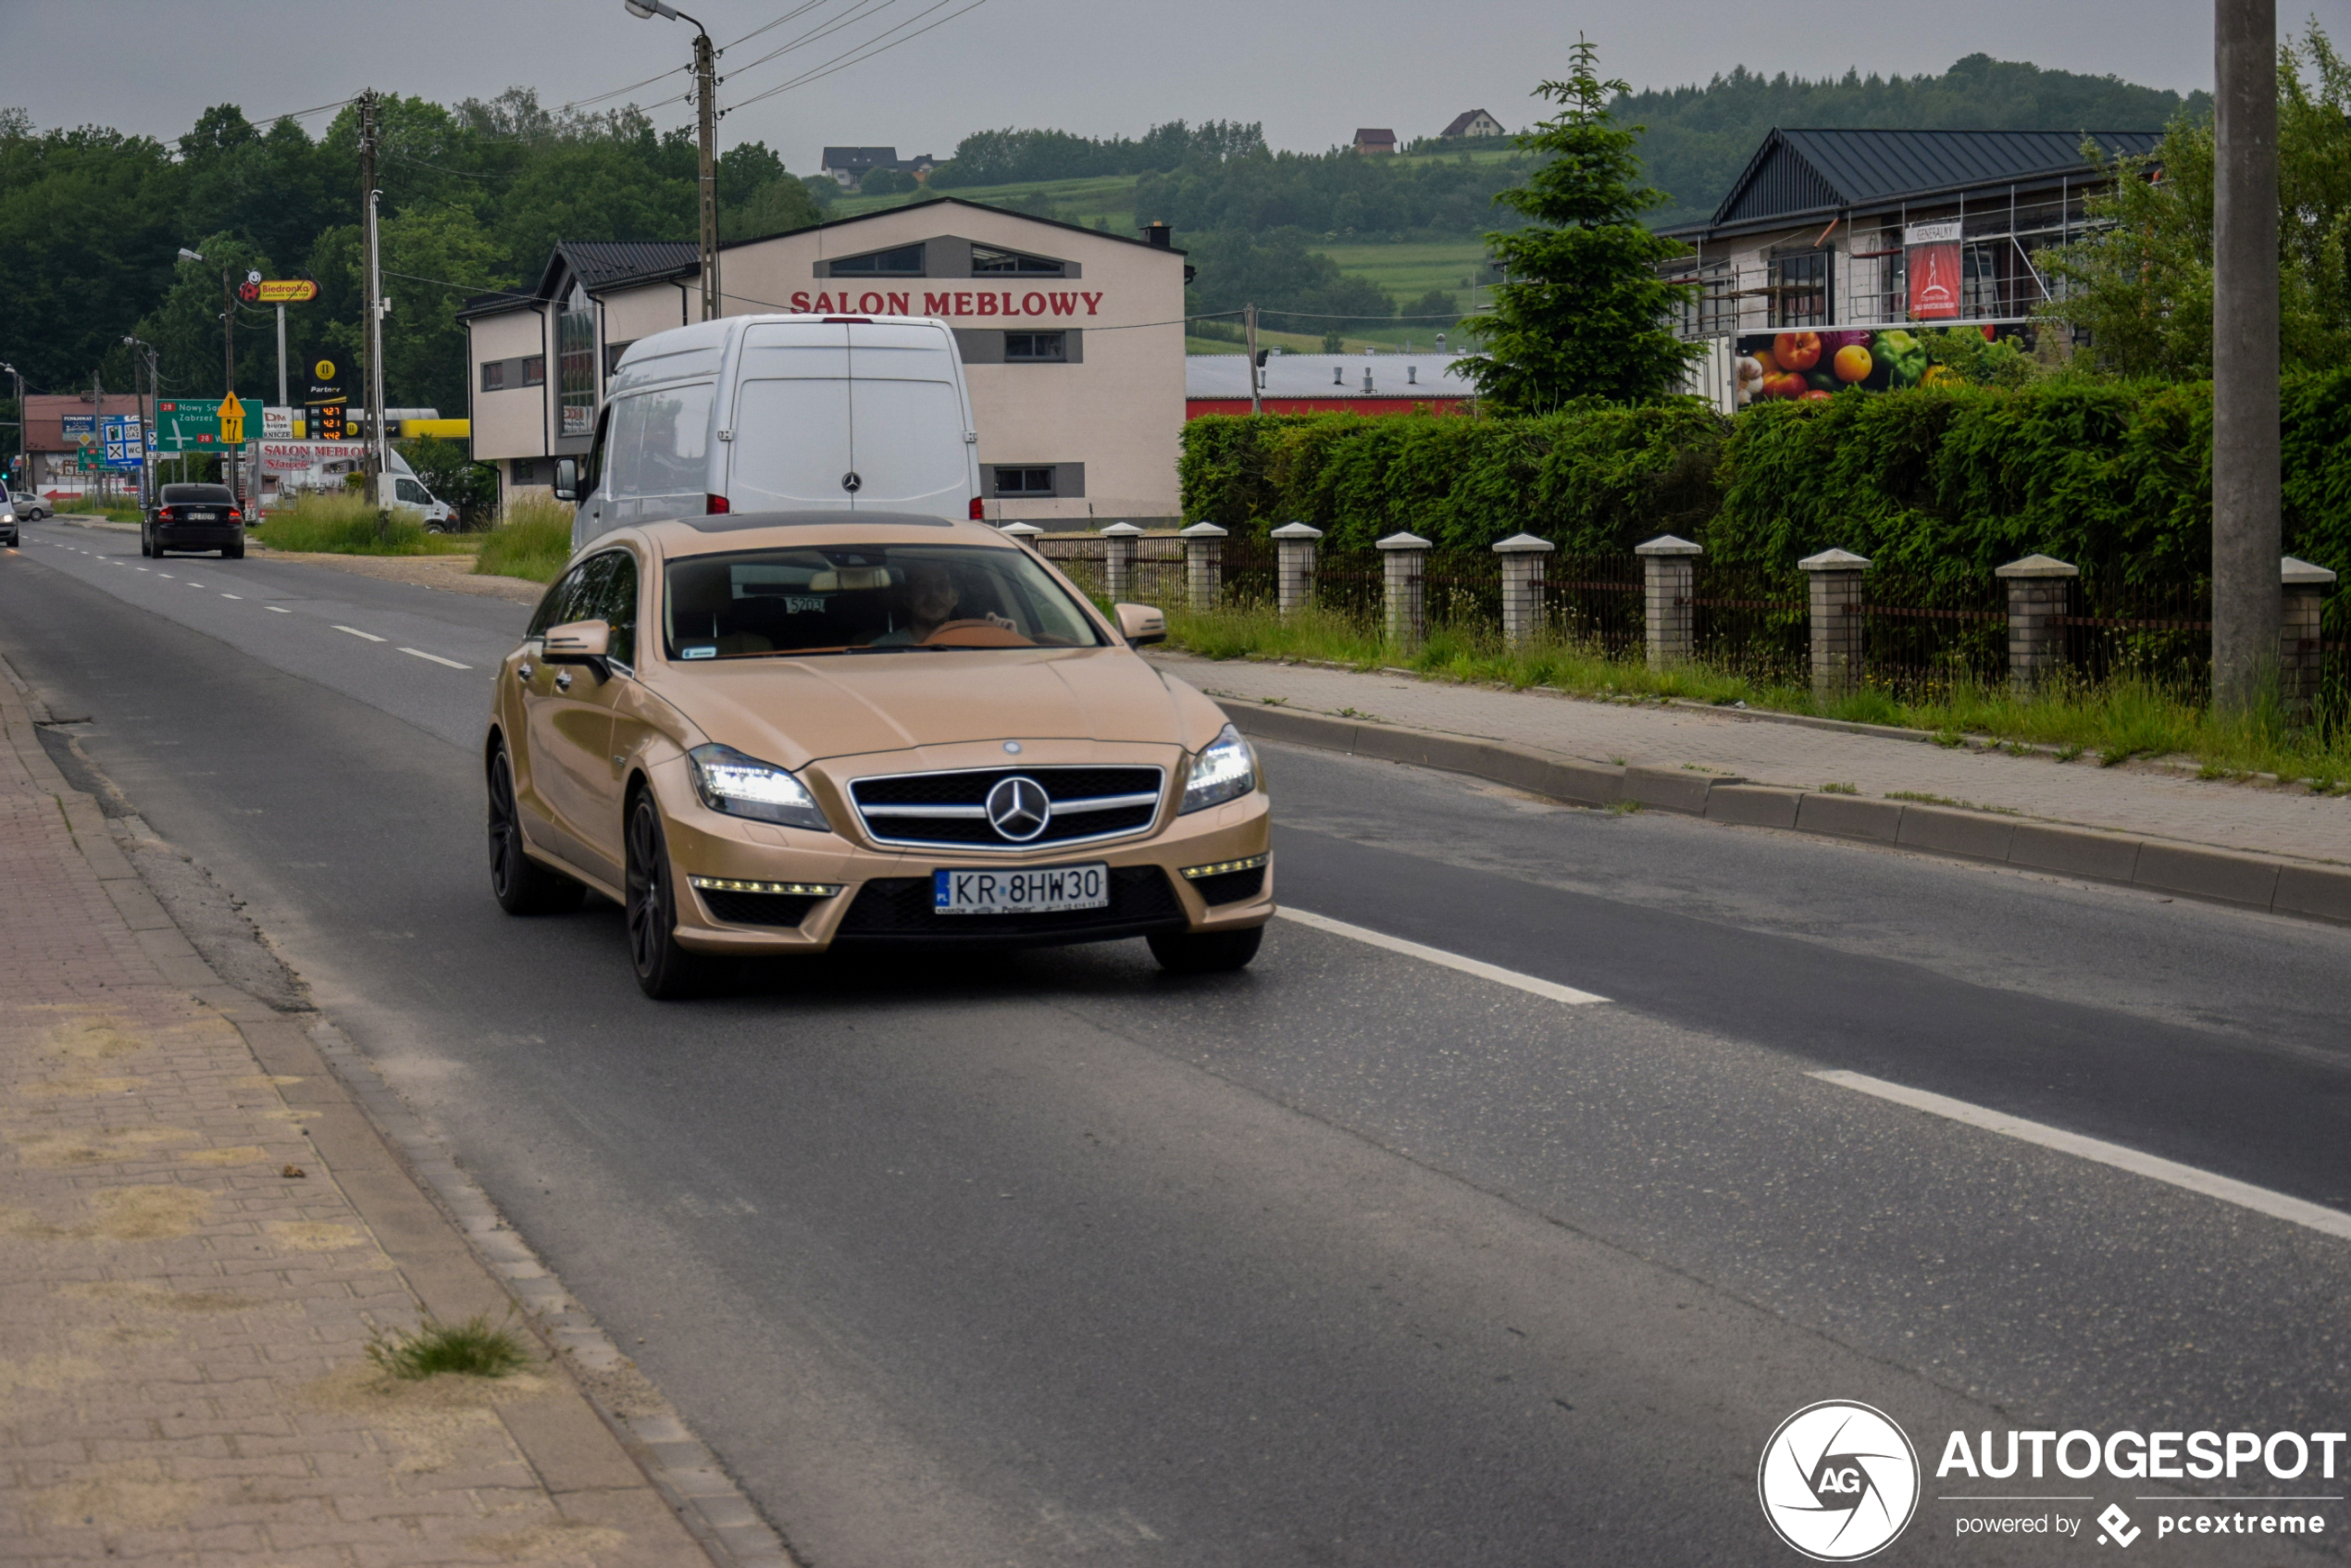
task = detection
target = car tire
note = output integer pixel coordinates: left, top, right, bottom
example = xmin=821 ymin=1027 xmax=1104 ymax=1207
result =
xmin=625 ymin=790 xmax=706 ymax=1001
xmin=1147 ymin=923 xmax=1264 ymax=974
xmin=139 ymin=532 xmax=153 ymax=558
xmin=223 ymin=543 xmax=243 ymax=559
xmin=487 ymin=746 xmax=585 ymax=915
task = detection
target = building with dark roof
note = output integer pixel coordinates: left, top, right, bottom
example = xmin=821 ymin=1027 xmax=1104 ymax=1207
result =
xmin=1351 ymin=128 xmax=1398 ymax=156
xmin=818 ymin=146 xmax=937 ymax=189
xmin=1662 ymin=126 xmax=2164 ymax=349
xmin=1437 ymin=109 xmax=1504 ymax=141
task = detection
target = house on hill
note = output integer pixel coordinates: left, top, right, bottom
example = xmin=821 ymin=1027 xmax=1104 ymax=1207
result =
xmin=819 ymin=146 xmax=937 ymax=189
xmin=1438 ymin=109 xmax=1505 ymax=140
xmin=1351 ymin=128 xmax=1398 ymax=156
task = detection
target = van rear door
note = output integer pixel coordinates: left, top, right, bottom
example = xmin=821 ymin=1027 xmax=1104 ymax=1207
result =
xmin=840 ymin=322 xmax=972 ymax=516
xmin=728 ymin=322 xmax=853 ymax=513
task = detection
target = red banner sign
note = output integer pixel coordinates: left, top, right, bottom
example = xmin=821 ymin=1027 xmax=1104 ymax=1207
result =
xmin=1905 ymin=221 xmax=1962 ymax=320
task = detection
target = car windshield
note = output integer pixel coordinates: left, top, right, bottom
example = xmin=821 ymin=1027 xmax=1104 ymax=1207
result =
xmin=664 ymin=543 xmax=1108 ymax=659
xmin=162 ymin=485 xmax=235 ymax=504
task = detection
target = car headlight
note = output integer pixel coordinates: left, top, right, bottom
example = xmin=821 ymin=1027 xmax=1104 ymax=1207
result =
xmin=1180 ymin=723 xmax=1256 ymax=815
xmin=688 ymin=743 xmax=831 ymax=832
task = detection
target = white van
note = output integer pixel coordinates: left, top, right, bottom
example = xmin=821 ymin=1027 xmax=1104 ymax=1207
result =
xmin=556 ymin=314 xmax=981 ymax=551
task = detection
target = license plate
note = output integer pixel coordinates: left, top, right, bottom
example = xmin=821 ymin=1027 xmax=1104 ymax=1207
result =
xmin=188 ymin=511 xmax=217 ymax=521
xmin=933 ymin=862 xmax=1109 ymax=915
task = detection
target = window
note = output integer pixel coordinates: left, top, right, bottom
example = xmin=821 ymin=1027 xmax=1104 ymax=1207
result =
xmin=607 ymin=383 xmax=715 ymax=500
xmin=558 ymin=295 xmax=596 ymax=437
xmin=830 ymin=244 xmax=926 ymax=276
xmin=394 ymin=478 xmax=430 ymax=505
xmin=529 ymin=561 xmax=593 ymax=637
xmin=512 ymin=459 xmax=540 ymax=486
xmin=480 ymin=360 xmax=508 ymax=392
xmin=994 ymin=467 xmax=1055 ymax=496
xmin=664 ymin=544 xmax=1106 ymax=659
xmin=1675 ymin=264 xmax=1734 ymax=337
xmin=591 ymin=550 xmax=639 ymax=668
xmin=1003 ymin=332 xmax=1066 ymax=363
xmin=971 ymin=245 xmax=1064 ymax=276
xmin=1769 ymin=250 xmax=1829 ymax=329
xmin=603 ymin=341 xmax=633 ymax=378
xmin=521 ymin=355 xmax=546 ymax=388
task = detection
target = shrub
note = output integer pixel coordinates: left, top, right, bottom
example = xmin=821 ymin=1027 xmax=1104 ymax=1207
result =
xmin=474 ymin=495 xmax=573 ymax=584
xmin=256 ymin=492 xmax=466 ymax=555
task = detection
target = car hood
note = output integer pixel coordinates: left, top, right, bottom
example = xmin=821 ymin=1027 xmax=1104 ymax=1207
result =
xmin=657 ymin=646 xmax=1199 ymax=766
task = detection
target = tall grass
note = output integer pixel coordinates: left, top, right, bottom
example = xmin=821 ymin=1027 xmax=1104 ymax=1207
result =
xmin=473 ymin=496 xmax=574 ymax=584
xmin=1163 ymin=602 xmax=2351 ymax=786
xmin=255 ymin=492 xmax=471 ymax=556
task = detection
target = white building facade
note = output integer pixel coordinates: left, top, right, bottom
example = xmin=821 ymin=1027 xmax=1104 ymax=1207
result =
xmin=462 ymin=201 xmax=1189 ymax=528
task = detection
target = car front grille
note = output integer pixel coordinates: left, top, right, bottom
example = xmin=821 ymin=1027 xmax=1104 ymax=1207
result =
xmin=697 ymin=889 xmax=824 ymax=927
xmin=834 ymin=865 xmax=1184 ymax=941
xmin=848 ymin=765 xmax=1165 ymax=850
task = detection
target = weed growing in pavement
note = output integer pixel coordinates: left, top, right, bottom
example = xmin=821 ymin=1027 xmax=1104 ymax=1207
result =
xmin=1157 ymin=601 xmax=2351 ymax=785
xmin=473 ymin=496 xmax=574 ymax=585
xmin=367 ymin=1313 xmax=529 ymax=1381
xmin=1820 ymin=782 xmax=1858 ymax=794
xmin=1606 ymin=798 xmax=1643 ymax=815
xmin=255 ymin=492 xmax=471 ymax=557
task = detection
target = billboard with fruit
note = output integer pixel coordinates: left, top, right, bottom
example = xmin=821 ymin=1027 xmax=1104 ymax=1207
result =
xmin=1731 ymin=325 xmax=2033 ymax=407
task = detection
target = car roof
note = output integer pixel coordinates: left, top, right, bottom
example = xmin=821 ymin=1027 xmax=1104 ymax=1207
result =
xmin=633 ymin=511 xmax=1021 ymax=559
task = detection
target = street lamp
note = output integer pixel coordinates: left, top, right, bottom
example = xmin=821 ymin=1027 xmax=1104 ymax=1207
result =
xmin=176 ymin=244 xmax=240 ymax=499
xmin=626 ymin=0 xmax=720 ymax=321
xmin=122 ymin=335 xmax=158 ymax=506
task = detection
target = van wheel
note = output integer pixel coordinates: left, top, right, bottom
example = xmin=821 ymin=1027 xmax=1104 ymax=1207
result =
xmin=626 ymin=791 xmax=706 ymax=1000
xmin=487 ymin=746 xmax=584 ymax=915
xmin=1147 ymin=924 xmax=1263 ymax=974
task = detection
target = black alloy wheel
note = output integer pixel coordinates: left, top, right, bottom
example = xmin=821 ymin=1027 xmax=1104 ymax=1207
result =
xmin=625 ymin=791 xmax=705 ymax=1000
xmin=139 ymin=530 xmax=153 ymax=558
xmin=487 ymin=745 xmax=583 ymax=915
xmin=1146 ymin=924 xmax=1264 ymax=974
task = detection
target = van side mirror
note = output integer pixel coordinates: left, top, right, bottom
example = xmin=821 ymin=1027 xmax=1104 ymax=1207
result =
xmin=552 ymin=458 xmax=578 ymax=503
xmin=1113 ymin=603 xmax=1165 ymax=647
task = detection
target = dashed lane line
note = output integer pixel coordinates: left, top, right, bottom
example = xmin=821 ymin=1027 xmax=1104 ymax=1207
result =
xmin=1812 ymin=1069 xmax=2351 ymax=1243
xmin=1275 ymin=907 xmax=1609 ymax=1006
xmin=332 ymin=625 xmax=388 ymax=642
xmin=400 ymin=647 xmax=471 ymax=670
xmin=266 ymin=605 xmax=289 ymax=613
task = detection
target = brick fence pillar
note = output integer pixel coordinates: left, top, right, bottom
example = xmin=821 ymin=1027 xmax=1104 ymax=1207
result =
xmin=1995 ymin=553 xmax=2079 ymax=694
xmin=1178 ymin=521 xmax=1227 ymax=611
xmin=1100 ymin=521 xmax=1141 ymax=601
xmin=998 ymin=520 xmax=1042 ymax=552
xmin=1494 ymin=532 xmax=1555 ymax=647
xmin=1378 ymin=530 xmax=1432 ymax=646
xmin=1799 ymin=548 xmax=1872 ymax=703
xmin=2282 ymin=555 xmax=2338 ymax=724
xmin=1271 ymin=521 xmax=1322 ymax=617
xmin=1636 ymin=533 xmax=1703 ymax=669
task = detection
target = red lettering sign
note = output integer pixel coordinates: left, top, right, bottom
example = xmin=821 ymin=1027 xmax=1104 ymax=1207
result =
xmin=1021 ymin=292 xmax=1046 ymax=316
xmin=1050 ymin=292 xmax=1076 ymax=315
xmin=886 ymin=292 xmax=911 ymax=314
xmin=976 ymin=292 xmax=998 ymax=316
xmin=790 ymin=291 xmax=812 ymax=311
xmin=1081 ymin=292 xmax=1103 ymax=316
xmin=925 ymin=292 xmax=952 ymax=315
xmin=955 ymin=292 xmax=975 ymax=315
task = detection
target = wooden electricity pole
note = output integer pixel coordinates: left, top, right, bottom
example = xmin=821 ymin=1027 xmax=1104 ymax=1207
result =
xmin=2211 ymin=0 xmax=2281 ymax=713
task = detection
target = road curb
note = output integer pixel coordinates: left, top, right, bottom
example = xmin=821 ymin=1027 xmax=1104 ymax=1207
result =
xmin=0 ymin=650 xmax=800 ymax=1568
xmin=1226 ymin=702 xmax=2351 ymax=927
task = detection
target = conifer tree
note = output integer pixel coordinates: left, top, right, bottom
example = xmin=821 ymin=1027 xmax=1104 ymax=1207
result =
xmin=1460 ymin=37 xmax=1698 ymax=409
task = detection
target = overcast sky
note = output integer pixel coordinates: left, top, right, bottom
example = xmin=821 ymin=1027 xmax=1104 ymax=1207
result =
xmin=8 ymin=0 xmax=2348 ymax=170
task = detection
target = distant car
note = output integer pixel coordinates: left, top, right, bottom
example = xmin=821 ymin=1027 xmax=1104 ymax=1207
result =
xmin=0 ymin=495 xmax=18 ymax=548
xmin=144 ymin=482 xmax=245 ymax=559
xmin=10 ymin=491 xmax=50 ymax=522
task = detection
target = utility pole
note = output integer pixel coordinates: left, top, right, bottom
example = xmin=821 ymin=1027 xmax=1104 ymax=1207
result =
xmin=692 ymin=27 xmax=720 ymax=320
xmin=277 ymin=305 xmax=289 ymax=412
xmin=92 ymin=367 xmax=104 ymax=504
xmin=359 ymin=89 xmax=389 ymax=490
xmin=1245 ymin=303 xmax=1262 ymax=415
xmin=221 ymin=264 xmax=238 ymax=504
xmin=2212 ymin=0 xmax=2281 ymax=714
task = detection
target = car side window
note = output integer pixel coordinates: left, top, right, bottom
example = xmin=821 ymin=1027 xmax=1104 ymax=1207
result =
xmin=591 ymin=551 xmax=638 ymax=668
xmin=528 ymin=563 xmax=591 ymax=639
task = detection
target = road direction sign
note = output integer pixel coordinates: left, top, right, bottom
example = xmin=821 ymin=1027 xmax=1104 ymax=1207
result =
xmin=218 ymin=392 xmax=247 ymax=444
xmin=101 ymin=415 xmax=144 ymax=468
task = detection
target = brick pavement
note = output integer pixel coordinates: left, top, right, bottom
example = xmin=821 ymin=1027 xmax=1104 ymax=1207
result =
xmin=1155 ymin=653 xmax=2351 ymax=866
xmin=0 ymin=677 xmax=712 ymax=1562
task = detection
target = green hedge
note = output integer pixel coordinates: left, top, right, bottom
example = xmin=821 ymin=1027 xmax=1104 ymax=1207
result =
xmin=1179 ymin=374 xmax=2351 ymax=617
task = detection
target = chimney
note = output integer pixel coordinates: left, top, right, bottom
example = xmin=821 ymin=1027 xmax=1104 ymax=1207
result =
xmin=1141 ymin=220 xmax=1172 ymax=248
xmin=1407 ymin=364 xmax=1418 ymax=384
xmin=1362 ymin=367 xmax=1374 ymax=393
xmin=1332 ymin=365 xmax=1344 ymax=387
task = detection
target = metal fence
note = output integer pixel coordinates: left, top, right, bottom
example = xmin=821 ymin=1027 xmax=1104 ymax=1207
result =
xmin=1860 ymin=572 xmax=2010 ymax=702
xmin=1687 ymin=563 xmax=1808 ymax=687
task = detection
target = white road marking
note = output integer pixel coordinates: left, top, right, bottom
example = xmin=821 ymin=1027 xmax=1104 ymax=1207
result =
xmin=332 ymin=625 xmax=387 ymax=642
xmin=155 ymin=573 xmax=172 ymax=579
xmin=266 ymin=605 xmax=290 ymax=614
xmin=399 ymin=647 xmax=470 ymax=669
xmin=1812 ymin=1069 xmax=2351 ymax=1242
xmin=1275 ymin=907 xmax=1609 ymax=1005
xmin=221 ymin=593 xmax=241 ymax=600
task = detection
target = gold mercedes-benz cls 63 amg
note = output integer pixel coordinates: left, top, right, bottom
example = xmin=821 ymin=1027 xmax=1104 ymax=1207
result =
xmin=484 ymin=512 xmax=1272 ymax=997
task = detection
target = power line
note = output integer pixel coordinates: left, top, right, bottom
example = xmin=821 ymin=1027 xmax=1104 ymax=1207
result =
xmin=727 ymin=0 xmax=989 ymax=111
xmin=719 ymin=0 xmax=850 ymax=50
xmin=249 ymin=93 xmax=359 ymax=125
xmin=561 ymin=66 xmax=688 ymax=114
xmin=725 ymin=0 xmax=900 ymax=81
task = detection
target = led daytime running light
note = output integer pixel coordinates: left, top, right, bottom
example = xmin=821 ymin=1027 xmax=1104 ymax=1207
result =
xmin=688 ymin=877 xmax=843 ymax=896
xmin=1180 ymin=854 xmax=1269 ymax=880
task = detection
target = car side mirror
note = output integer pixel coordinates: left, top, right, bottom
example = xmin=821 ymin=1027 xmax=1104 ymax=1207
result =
xmin=1113 ymin=603 xmax=1165 ymax=647
xmin=552 ymin=457 xmax=578 ymax=503
xmin=542 ymin=618 xmax=612 ymax=678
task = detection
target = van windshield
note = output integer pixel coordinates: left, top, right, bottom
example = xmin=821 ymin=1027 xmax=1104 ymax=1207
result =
xmin=665 ymin=543 xmax=1107 ymax=659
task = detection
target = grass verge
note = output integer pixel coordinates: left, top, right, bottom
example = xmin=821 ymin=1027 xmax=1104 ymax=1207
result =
xmin=473 ymin=496 xmax=573 ymax=584
xmin=255 ymin=492 xmax=473 ymax=556
xmin=1161 ymin=603 xmax=2351 ymax=788
xmin=367 ymin=1313 xmax=529 ymax=1380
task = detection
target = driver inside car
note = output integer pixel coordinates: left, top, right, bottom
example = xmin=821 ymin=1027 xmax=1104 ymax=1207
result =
xmin=869 ymin=561 xmax=960 ymax=646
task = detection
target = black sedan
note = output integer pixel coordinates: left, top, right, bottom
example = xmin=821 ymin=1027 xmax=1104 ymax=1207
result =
xmin=144 ymin=483 xmax=244 ymax=559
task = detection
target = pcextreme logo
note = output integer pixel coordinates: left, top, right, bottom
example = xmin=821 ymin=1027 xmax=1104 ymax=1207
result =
xmin=1760 ymin=1400 xmax=1922 ymax=1561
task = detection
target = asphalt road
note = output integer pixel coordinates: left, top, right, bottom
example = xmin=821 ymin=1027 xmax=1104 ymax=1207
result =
xmin=7 ymin=518 xmax=2351 ymax=1566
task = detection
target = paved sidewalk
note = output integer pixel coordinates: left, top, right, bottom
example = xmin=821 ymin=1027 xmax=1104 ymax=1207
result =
xmin=1156 ymin=653 xmax=2351 ymax=866
xmin=0 ymin=679 xmax=712 ymax=1562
